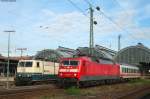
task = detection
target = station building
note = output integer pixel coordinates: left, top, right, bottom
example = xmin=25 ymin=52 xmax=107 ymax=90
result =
xmin=114 ymin=43 xmax=150 ymax=77
xmin=0 ymin=55 xmax=32 ymax=77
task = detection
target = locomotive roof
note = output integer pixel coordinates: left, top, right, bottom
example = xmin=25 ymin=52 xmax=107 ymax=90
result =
xmin=61 ymin=56 xmax=91 ymax=60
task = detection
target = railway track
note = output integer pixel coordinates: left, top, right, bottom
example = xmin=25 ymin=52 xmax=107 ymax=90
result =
xmin=0 ymin=82 xmax=149 ymax=99
xmin=118 ymin=86 xmax=150 ymax=99
xmin=0 ymin=84 xmax=56 ymax=98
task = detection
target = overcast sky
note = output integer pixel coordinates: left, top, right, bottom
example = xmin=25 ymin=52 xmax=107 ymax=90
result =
xmin=0 ymin=0 xmax=150 ymax=56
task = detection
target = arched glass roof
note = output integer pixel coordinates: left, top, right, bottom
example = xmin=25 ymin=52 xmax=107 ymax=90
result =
xmin=114 ymin=43 xmax=150 ymax=65
xmin=33 ymin=47 xmax=75 ymax=62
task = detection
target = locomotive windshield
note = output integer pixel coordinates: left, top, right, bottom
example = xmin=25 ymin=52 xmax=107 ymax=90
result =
xmin=62 ymin=60 xmax=79 ymax=66
xmin=18 ymin=62 xmax=33 ymax=67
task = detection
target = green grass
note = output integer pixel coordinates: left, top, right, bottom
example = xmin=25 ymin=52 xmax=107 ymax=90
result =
xmin=65 ymin=86 xmax=81 ymax=95
xmin=129 ymin=79 xmax=150 ymax=85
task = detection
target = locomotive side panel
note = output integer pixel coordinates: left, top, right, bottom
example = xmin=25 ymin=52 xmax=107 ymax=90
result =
xmin=79 ymin=59 xmax=120 ymax=81
xmin=15 ymin=60 xmax=59 ymax=85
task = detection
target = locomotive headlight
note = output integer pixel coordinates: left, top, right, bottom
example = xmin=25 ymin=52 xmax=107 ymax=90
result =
xmin=74 ymin=73 xmax=77 ymax=76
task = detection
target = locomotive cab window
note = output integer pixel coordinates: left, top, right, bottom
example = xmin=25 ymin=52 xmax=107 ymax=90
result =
xmin=63 ymin=61 xmax=69 ymax=66
xmin=70 ymin=61 xmax=78 ymax=66
xmin=62 ymin=60 xmax=79 ymax=66
xmin=25 ymin=62 xmax=33 ymax=67
xmin=18 ymin=62 xmax=25 ymax=67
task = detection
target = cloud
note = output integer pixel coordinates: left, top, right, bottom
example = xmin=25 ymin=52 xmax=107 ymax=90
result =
xmin=33 ymin=5 xmax=146 ymax=48
xmin=130 ymin=27 xmax=150 ymax=39
xmin=1 ymin=0 xmax=150 ymax=56
xmin=35 ymin=11 xmax=89 ymax=41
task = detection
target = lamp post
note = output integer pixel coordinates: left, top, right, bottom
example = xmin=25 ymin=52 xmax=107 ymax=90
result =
xmin=4 ymin=30 xmax=15 ymax=89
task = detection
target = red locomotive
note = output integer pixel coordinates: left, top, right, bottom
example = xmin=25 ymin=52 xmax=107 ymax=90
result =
xmin=58 ymin=56 xmax=141 ymax=87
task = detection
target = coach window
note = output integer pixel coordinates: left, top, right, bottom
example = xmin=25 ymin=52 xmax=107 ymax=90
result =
xmin=127 ymin=68 xmax=129 ymax=73
xmin=122 ymin=68 xmax=125 ymax=73
xmin=124 ymin=68 xmax=126 ymax=73
xmin=123 ymin=68 xmax=125 ymax=73
xmin=25 ymin=62 xmax=33 ymax=67
xmin=125 ymin=68 xmax=127 ymax=73
xmin=37 ymin=62 xmax=40 ymax=68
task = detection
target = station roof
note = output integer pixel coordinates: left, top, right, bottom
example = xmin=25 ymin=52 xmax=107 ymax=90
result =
xmin=0 ymin=56 xmax=32 ymax=61
xmin=114 ymin=43 xmax=150 ymax=65
xmin=33 ymin=46 xmax=76 ymax=62
xmin=76 ymin=45 xmax=116 ymax=60
xmin=34 ymin=45 xmax=115 ymax=62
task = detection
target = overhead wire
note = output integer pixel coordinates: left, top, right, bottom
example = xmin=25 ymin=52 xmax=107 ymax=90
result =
xmin=67 ymin=1 xmax=122 ymax=41
xmin=86 ymin=0 xmax=136 ymax=39
xmin=65 ymin=0 xmax=144 ymax=51
xmin=100 ymin=10 xmax=137 ymax=39
xmin=67 ymin=0 xmax=88 ymax=17
xmin=83 ymin=0 xmax=139 ymax=47
xmin=67 ymin=0 xmax=137 ymax=42
xmin=112 ymin=0 xmax=139 ymax=40
xmin=83 ymin=0 xmax=92 ymax=7
xmin=113 ymin=0 xmax=140 ymax=39
xmin=113 ymin=0 xmax=129 ymax=15
xmin=100 ymin=11 xmax=126 ymax=32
